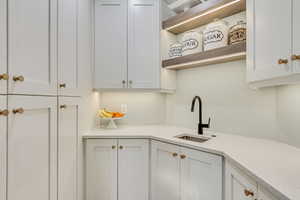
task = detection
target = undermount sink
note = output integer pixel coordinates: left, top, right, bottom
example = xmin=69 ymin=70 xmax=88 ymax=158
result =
xmin=175 ymin=134 xmax=211 ymax=143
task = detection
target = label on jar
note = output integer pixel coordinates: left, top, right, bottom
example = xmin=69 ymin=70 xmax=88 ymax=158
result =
xmin=203 ymin=30 xmax=224 ymax=45
xmin=182 ymin=39 xmax=199 ymax=52
xmin=229 ymin=28 xmax=246 ymax=44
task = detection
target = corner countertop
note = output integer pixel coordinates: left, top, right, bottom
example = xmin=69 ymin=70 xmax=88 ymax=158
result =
xmin=83 ymin=125 xmax=300 ymax=200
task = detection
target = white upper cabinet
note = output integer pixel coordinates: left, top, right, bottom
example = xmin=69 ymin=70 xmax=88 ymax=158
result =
xmin=58 ymin=0 xmax=80 ymax=96
xmin=128 ymin=0 xmax=160 ymax=89
xmin=86 ymin=139 xmax=118 ymax=200
xmin=293 ymin=0 xmax=300 ymax=73
xmin=118 ymin=139 xmax=149 ymax=200
xmin=151 ymin=141 xmax=181 ymax=200
xmin=8 ymin=0 xmax=57 ymax=95
xmin=0 ymin=96 xmax=7 ymax=200
xmin=181 ymin=148 xmax=222 ymax=200
xmin=247 ymin=0 xmax=300 ymax=88
xmin=94 ymin=0 xmax=128 ymax=89
xmin=58 ymin=97 xmax=80 ymax=200
xmin=0 ymin=0 xmax=7 ymax=94
xmin=7 ymin=96 xmax=57 ymax=200
xmin=257 ymin=186 xmax=280 ymax=200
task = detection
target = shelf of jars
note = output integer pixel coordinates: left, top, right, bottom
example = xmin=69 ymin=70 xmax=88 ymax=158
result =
xmin=162 ymin=41 xmax=246 ymax=69
xmin=163 ymin=0 xmax=246 ymax=34
xmin=161 ymin=0 xmax=246 ymax=70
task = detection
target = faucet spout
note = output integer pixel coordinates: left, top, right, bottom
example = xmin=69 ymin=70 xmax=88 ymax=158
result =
xmin=191 ymin=96 xmax=211 ymax=135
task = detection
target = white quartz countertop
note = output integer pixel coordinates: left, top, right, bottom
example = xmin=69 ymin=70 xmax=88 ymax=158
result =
xmin=84 ymin=125 xmax=300 ymax=200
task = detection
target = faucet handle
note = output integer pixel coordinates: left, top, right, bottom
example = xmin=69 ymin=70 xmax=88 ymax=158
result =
xmin=202 ymin=117 xmax=211 ymax=128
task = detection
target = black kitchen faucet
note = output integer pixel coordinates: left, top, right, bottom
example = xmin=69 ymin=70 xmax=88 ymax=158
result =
xmin=191 ymin=96 xmax=211 ymax=135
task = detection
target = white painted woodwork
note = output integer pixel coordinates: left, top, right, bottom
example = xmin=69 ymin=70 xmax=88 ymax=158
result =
xmin=151 ymin=141 xmax=181 ymax=200
xmin=293 ymin=0 xmax=300 ymax=73
xmin=58 ymin=0 xmax=80 ymax=96
xmin=7 ymin=96 xmax=57 ymax=200
xmin=58 ymin=97 xmax=81 ymax=200
xmin=8 ymin=0 xmax=57 ymax=95
xmin=0 ymin=96 xmax=7 ymax=200
xmin=225 ymin=161 xmax=258 ymax=200
xmin=94 ymin=0 xmax=127 ymax=89
xmin=128 ymin=0 xmax=160 ymax=89
xmin=86 ymin=139 xmax=118 ymax=200
xmin=257 ymin=186 xmax=280 ymax=200
xmin=247 ymin=0 xmax=292 ymax=83
xmin=180 ymin=147 xmax=222 ymax=200
xmin=0 ymin=0 xmax=7 ymax=94
xmin=118 ymin=139 xmax=149 ymax=200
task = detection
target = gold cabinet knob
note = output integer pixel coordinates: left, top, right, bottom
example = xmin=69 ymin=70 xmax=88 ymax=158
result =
xmin=244 ymin=189 xmax=254 ymax=197
xmin=180 ymin=154 xmax=186 ymax=159
xmin=59 ymin=83 xmax=66 ymax=88
xmin=112 ymin=145 xmax=116 ymax=149
xmin=172 ymin=153 xmax=178 ymax=157
xmin=0 ymin=109 xmax=9 ymax=116
xmin=278 ymin=59 xmax=288 ymax=64
xmin=13 ymin=75 xmax=24 ymax=82
xmin=60 ymin=105 xmax=67 ymax=109
xmin=0 ymin=73 xmax=9 ymax=80
xmin=291 ymin=55 xmax=300 ymax=60
xmin=12 ymin=108 xmax=24 ymax=114
xmin=119 ymin=145 xmax=124 ymax=150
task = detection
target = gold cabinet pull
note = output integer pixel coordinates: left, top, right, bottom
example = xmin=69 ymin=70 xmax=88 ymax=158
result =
xmin=292 ymin=55 xmax=300 ymax=60
xmin=0 ymin=73 xmax=9 ymax=80
xmin=244 ymin=189 xmax=254 ymax=197
xmin=119 ymin=145 xmax=124 ymax=150
xmin=180 ymin=154 xmax=186 ymax=159
xmin=12 ymin=108 xmax=24 ymax=114
xmin=0 ymin=109 xmax=9 ymax=116
xmin=59 ymin=83 xmax=66 ymax=88
xmin=172 ymin=153 xmax=178 ymax=157
xmin=112 ymin=145 xmax=116 ymax=149
xmin=60 ymin=105 xmax=67 ymax=109
xmin=278 ymin=59 xmax=288 ymax=64
xmin=13 ymin=75 xmax=24 ymax=82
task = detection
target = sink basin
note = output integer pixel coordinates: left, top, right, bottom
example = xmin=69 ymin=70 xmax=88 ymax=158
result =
xmin=175 ymin=134 xmax=211 ymax=143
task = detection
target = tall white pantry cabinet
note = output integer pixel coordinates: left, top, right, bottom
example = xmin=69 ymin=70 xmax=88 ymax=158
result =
xmin=0 ymin=0 xmax=90 ymax=200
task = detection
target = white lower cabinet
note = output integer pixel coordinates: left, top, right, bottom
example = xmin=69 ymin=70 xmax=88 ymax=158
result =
xmin=86 ymin=139 xmax=149 ymax=200
xmin=151 ymin=141 xmax=223 ymax=200
xmin=225 ymin=161 xmax=280 ymax=200
xmin=7 ymin=95 xmax=57 ymax=200
xmin=0 ymin=96 xmax=7 ymax=200
xmin=58 ymin=97 xmax=80 ymax=200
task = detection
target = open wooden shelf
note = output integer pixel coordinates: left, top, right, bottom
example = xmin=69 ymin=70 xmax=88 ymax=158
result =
xmin=162 ymin=41 xmax=246 ymax=70
xmin=163 ymin=0 xmax=246 ymax=34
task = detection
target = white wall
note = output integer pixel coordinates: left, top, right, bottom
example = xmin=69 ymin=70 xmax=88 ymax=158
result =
xmin=165 ymin=60 xmax=282 ymax=140
xmin=99 ymin=92 xmax=166 ymax=126
xmin=277 ymin=85 xmax=300 ymax=148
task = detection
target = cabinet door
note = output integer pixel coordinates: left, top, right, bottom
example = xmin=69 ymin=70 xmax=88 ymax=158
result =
xmin=0 ymin=0 xmax=7 ymax=94
xmin=58 ymin=97 xmax=80 ymax=200
xmin=8 ymin=0 xmax=57 ymax=95
xmin=257 ymin=186 xmax=280 ymax=200
xmin=0 ymin=96 xmax=7 ymax=200
xmin=128 ymin=0 xmax=160 ymax=89
xmin=7 ymin=96 xmax=57 ymax=200
xmin=293 ymin=0 xmax=300 ymax=73
xmin=151 ymin=141 xmax=180 ymax=200
xmin=94 ymin=0 xmax=127 ymax=89
xmin=180 ymin=147 xmax=222 ymax=200
xmin=118 ymin=139 xmax=149 ymax=200
xmin=247 ymin=0 xmax=292 ymax=82
xmin=58 ymin=0 xmax=80 ymax=96
xmin=86 ymin=139 xmax=118 ymax=200
xmin=225 ymin=161 xmax=257 ymax=200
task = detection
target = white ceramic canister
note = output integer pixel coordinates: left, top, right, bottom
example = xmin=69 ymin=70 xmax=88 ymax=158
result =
xmin=169 ymin=42 xmax=183 ymax=58
xmin=181 ymin=31 xmax=203 ymax=56
xmin=203 ymin=19 xmax=229 ymax=51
